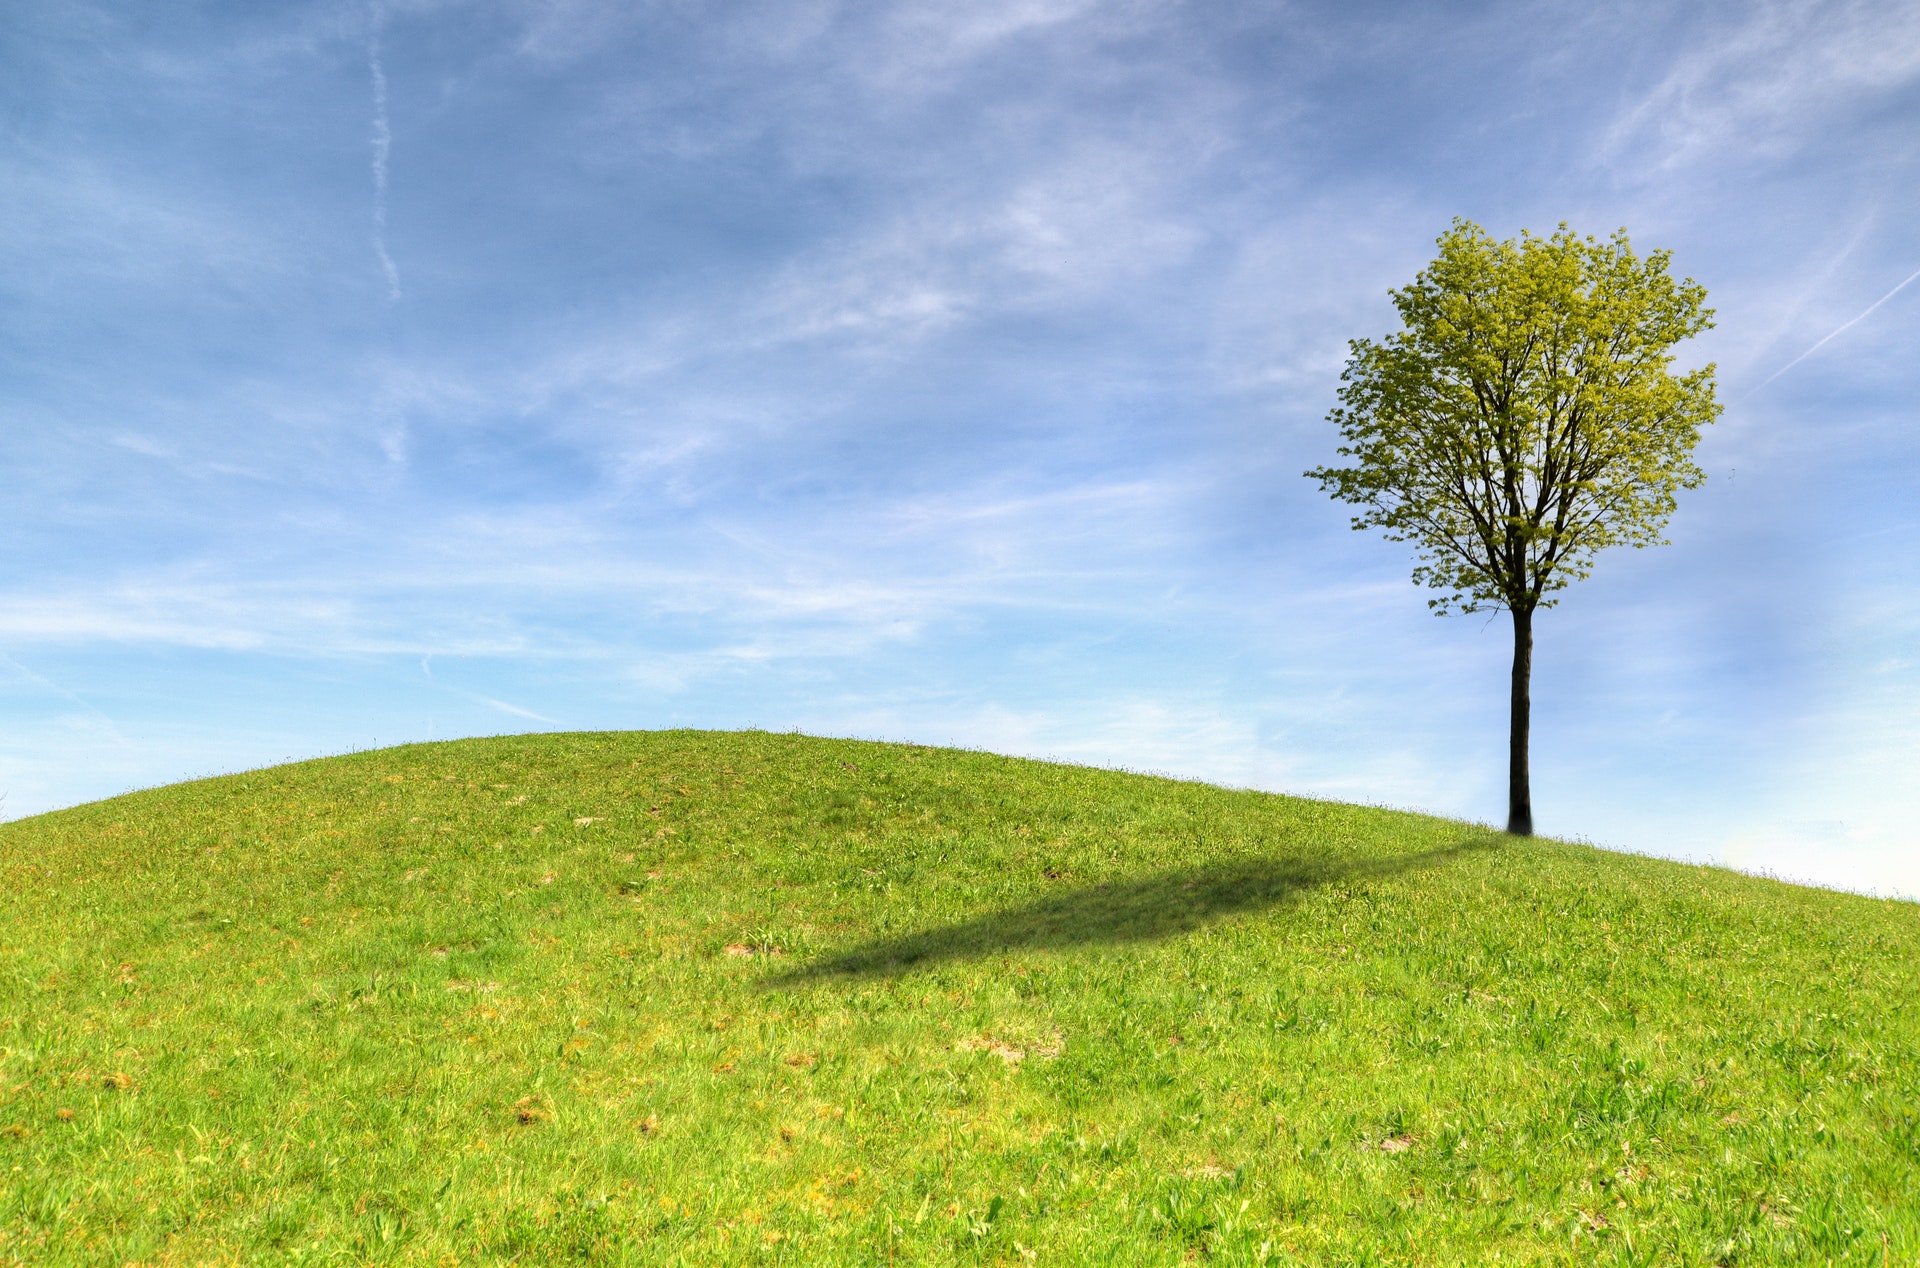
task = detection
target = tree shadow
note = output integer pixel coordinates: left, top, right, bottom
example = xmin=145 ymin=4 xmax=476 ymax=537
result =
xmin=771 ymin=837 xmax=1498 ymax=985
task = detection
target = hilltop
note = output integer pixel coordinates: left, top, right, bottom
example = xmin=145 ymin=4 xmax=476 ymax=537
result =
xmin=2 ymin=730 xmax=1915 ymax=1264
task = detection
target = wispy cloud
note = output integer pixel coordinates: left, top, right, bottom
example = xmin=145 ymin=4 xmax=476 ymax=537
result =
xmin=1601 ymin=0 xmax=1920 ymax=176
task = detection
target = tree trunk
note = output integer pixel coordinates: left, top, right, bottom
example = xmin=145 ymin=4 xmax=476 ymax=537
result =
xmin=1507 ymin=604 xmax=1534 ymax=836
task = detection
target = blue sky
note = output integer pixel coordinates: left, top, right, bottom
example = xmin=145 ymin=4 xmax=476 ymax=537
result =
xmin=3 ymin=0 xmax=1917 ymax=895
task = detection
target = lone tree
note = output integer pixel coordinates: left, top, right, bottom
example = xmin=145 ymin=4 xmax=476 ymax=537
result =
xmin=1308 ymin=220 xmax=1720 ymax=836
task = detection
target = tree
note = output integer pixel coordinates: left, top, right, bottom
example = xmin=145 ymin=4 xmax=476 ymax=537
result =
xmin=1307 ymin=220 xmax=1721 ymax=836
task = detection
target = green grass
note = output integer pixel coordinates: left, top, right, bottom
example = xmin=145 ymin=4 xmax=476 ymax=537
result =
xmin=2 ymin=730 xmax=1917 ymax=1265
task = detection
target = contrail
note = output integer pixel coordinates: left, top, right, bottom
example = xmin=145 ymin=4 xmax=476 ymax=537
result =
xmin=369 ymin=4 xmax=401 ymax=302
xmin=0 ymin=650 xmax=132 ymax=748
xmin=478 ymin=696 xmax=562 ymax=725
xmin=1744 ymin=262 xmax=1920 ymax=400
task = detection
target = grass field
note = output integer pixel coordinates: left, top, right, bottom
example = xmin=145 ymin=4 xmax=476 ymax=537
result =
xmin=2 ymin=729 xmax=1917 ymax=1265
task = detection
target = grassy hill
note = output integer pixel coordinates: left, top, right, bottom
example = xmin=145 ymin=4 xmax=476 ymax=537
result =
xmin=2 ymin=730 xmax=1916 ymax=1265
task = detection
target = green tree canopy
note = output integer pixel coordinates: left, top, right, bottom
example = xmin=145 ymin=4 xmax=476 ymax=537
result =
xmin=1308 ymin=220 xmax=1720 ymax=834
